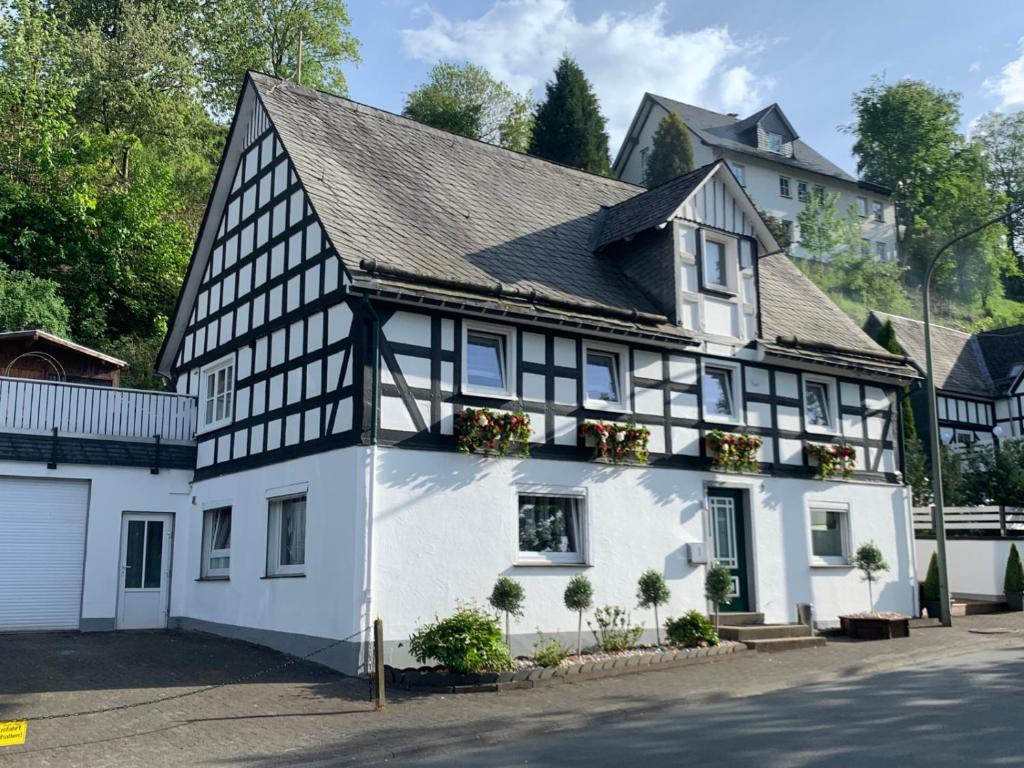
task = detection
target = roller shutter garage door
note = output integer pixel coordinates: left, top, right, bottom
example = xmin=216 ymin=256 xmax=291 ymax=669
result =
xmin=0 ymin=477 xmax=90 ymax=631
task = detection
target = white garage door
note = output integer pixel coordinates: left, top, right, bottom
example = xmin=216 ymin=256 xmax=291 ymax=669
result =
xmin=0 ymin=477 xmax=90 ymax=631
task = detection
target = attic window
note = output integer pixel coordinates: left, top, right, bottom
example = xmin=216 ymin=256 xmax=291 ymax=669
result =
xmin=767 ymin=131 xmax=784 ymax=153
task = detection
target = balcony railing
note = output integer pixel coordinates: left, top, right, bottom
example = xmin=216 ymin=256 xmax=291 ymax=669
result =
xmin=0 ymin=376 xmax=196 ymax=444
xmin=913 ymin=505 xmax=1024 ymax=538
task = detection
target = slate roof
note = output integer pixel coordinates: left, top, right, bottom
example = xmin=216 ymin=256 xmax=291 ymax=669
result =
xmin=976 ymin=326 xmax=1024 ymax=392
xmin=866 ymin=312 xmax=993 ymax=394
xmin=239 ymin=75 xmax=912 ymax=380
xmin=645 ymin=94 xmax=859 ymax=185
xmin=0 ymin=329 xmax=127 ymax=368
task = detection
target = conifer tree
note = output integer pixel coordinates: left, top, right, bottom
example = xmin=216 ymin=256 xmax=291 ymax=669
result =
xmin=644 ymin=112 xmax=694 ymax=187
xmin=528 ymin=56 xmax=610 ymax=175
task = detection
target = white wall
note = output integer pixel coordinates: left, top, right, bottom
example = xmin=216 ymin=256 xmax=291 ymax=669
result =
xmin=915 ymin=538 xmax=1018 ymax=600
xmin=0 ymin=460 xmax=192 ymax=627
xmin=172 ymin=445 xmax=370 ymax=641
xmin=372 ymin=447 xmax=916 ymax=661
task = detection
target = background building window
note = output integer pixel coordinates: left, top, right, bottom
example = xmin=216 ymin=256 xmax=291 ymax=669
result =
xmin=202 ymin=507 xmax=232 ymax=578
xmin=267 ymin=495 xmax=306 ymax=576
xmin=810 ymin=506 xmax=850 ymax=563
xmin=518 ymin=494 xmax=585 ymax=565
xmin=873 ymin=201 xmax=884 ymax=222
xmin=876 ymin=241 xmax=887 ymax=261
xmin=779 ymin=176 xmax=791 ymax=198
xmin=813 ymin=185 xmax=825 ymax=202
xmin=797 ymin=181 xmax=809 ymax=202
xmin=731 ymin=162 xmax=746 ymax=186
xmin=767 ymin=131 xmax=783 ymax=153
xmin=856 ymin=197 xmax=868 ymax=217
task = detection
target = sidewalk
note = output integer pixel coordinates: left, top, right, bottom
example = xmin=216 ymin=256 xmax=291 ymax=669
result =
xmin=3 ymin=613 xmax=1023 ymax=767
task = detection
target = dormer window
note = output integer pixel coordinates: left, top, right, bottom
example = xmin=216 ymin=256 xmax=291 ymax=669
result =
xmin=767 ymin=131 xmax=783 ymax=153
xmin=704 ymin=239 xmax=728 ymax=290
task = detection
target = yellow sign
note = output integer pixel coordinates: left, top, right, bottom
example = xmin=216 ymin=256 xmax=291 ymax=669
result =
xmin=0 ymin=721 xmax=27 ymax=747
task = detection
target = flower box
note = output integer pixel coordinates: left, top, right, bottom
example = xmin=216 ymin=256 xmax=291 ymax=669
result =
xmin=804 ymin=441 xmax=856 ymax=480
xmin=455 ymin=407 xmax=531 ymax=457
xmin=838 ymin=613 xmax=909 ymax=640
xmin=706 ymin=430 xmax=763 ymax=474
xmin=580 ymin=421 xmax=650 ymax=464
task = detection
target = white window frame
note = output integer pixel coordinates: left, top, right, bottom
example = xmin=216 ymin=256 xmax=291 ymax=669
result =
xmin=779 ymin=176 xmax=791 ymax=198
xmin=461 ymin=321 xmax=516 ymax=398
xmin=872 ymin=200 xmax=884 ymax=223
xmin=582 ymin=341 xmax=627 ymax=410
xmin=266 ymin=492 xmax=307 ymax=577
xmin=856 ymin=196 xmax=868 ymax=218
xmin=514 ymin=486 xmax=589 ymax=566
xmin=701 ymin=360 xmax=743 ymax=425
xmin=731 ymin=162 xmax=746 ymax=187
xmin=701 ymin=231 xmax=734 ymax=293
xmin=201 ymin=505 xmax=232 ymax=579
xmin=803 ymin=374 xmax=838 ymax=435
xmin=767 ymin=131 xmax=784 ymax=153
xmin=796 ymin=180 xmax=809 ymax=202
xmin=198 ymin=354 xmax=235 ymax=433
xmin=875 ymin=241 xmax=887 ymax=261
xmin=807 ymin=501 xmax=851 ymax=567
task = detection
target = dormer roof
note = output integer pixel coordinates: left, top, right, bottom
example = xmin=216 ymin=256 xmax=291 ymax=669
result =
xmin=731 ymin=103 xmax=799 ymax=142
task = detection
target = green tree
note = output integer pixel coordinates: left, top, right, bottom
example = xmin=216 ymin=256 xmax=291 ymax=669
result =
xmin=974 ymin=111 xmax=1024 ymax=300
xmin=563 ymin=574 xmax=593 ymax=656
xmin=636 ymin=569 xmax=670 ymax=645
xmin=872 ymin=319 xmax=918 ymax=442
xmin=528 ymin=56 xmax=609 ymax=175
xmin=757 ymin=209 xmax=792 ymax=253
xmin=199 ymin=0 xmax=361 ymax=114
xmin=704 ymin=563 xmax=733 ymax=631
xmin=643 ymin=112 xmax=693 ymax=187
xmin=487 ymin=575 xmax=525 ymax=649
xmin=796 ymin=190 xmax=860 ymax=263
xmin=1004 ymin=543 xmax=1024 ymax=596
xmin=853 ymin=541 xmax=889 ymax=612
xmin=0 ymin=263 xmax=71 ymax=336
xmin=403 ymin=62 xmax=533 ymax=151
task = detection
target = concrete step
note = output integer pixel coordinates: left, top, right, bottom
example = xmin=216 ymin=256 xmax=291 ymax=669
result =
xmin=718 ymin=624 xmax=813 ymax=642
xmin=952 ymin=599 xmax=1008 ymax=616
xmin=712 ymin=612 xmax=764 ymax=626
xmin=746 ymin=636 xmax=827 ymax=653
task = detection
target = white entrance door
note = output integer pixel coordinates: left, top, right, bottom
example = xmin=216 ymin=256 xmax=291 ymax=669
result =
xmin=117 ymin=513 xmax=173 ymax=629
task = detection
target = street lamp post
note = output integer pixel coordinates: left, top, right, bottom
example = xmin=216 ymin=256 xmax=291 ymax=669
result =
xmin=923 ymin=206 xmax=1019 ymax=628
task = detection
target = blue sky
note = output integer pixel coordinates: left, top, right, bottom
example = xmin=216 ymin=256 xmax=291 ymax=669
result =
xmin=343 ymin=0 xmax=1024 ymax=175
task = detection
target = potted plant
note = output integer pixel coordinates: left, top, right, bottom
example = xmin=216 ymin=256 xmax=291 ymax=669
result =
xmin=455 ymin=407 xmax=531 ymax=457
xmin=804 ymin=441 xmax=857 ymax=480
xmin=840 ymin=542 xmax=909 ymax=640
xmin=921 ymin=552 xmax=942 ymax=619
xmin=580 ymin=421 xmax=650 ymax=464
xmin=706 ymin=430 xmax=763 ymax=474
xmin=704 ymin=563 xmax=734 ymax=632
xmin=636 ymin=569 xmax=671 ymax=645
xmin=1004 ymin=543 xmax=1024 ymax=612
xmin=488 ymin=575 xmax=525 ymax=649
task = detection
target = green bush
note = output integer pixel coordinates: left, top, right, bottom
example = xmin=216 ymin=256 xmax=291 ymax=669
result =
xmin=588 ymin=606 xmax=643 ymax=652
xmin=1005 ymin=544 xmax=1024 ymax=594
xmin=564 ymin=574 xmax=594 ymax=655
xmin=705 ymin=563 xmax=734 ymax=630
xmin=488 ymin=575 xmax=525 ymax=647
xmin=637 ymin=569 xmax=671 ymax=645
xmin=408 ymin=606 xmax=515 ymax=674
xmin=923 ymin=552 xmax=941 ymax=602
xmin=532 ymin=632 xmax=572 ymax=667
xmin=664 ymin=610 xmax=720 ymax=648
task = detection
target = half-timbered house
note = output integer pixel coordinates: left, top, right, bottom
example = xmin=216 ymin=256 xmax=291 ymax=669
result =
xmin=140 ymin=74 xmax=920 ymax=669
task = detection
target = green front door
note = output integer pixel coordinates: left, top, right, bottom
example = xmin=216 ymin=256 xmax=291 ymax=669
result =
xmin=708 ymin=489 xmax=749 ymax=612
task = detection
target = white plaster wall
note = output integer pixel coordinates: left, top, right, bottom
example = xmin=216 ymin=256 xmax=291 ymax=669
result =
xmin=372 ymin=448 xmax=916 ymax=658
xmin=172 ymin=445 xmax=370 ymax=640
xmin=915 ymin=538 xmax=1017 ymax=600
xmin=0 ymin=460 xmax=193 ymax=626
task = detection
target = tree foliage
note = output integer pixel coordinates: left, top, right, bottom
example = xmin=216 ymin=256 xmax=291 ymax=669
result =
xmin=0 ymin=262 xmax=70 ymax=336
xmin=704 ymin=563 xmax=733 ymax=631
xmin=403 ymin=62 xmax=532 ymax=151
xmin=973 ymin=110 xmax=1024 ymax=299
xmin=643 ymin=112 xmax=693 ymax=187
xmin=852 ymin=541 xmax=889 ymax=612
xmin=636 ymin=569 xmax=670 ymax=645
xmin=528 ymin=56 xmax=609 ymax=175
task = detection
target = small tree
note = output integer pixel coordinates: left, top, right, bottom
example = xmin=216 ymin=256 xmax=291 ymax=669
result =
xmin=488 ymin=575 xmax=525 ymax=649
xmin=636 ymin=569 xmax=671 ymax=645
xmin=923 ymin=552 xmax=941 ymax=602
xmin=563 ymin=574 xmax=594 ymax=655
xmin=1004 ymin=543 xmax=1024 ymax=595
xmin=643 ymin=112 xmax=694 ymax=187
xmin=853 ymin=542 xmax=890 ymax=612
xmin=704 ymin=563 xmax=734 ymax=631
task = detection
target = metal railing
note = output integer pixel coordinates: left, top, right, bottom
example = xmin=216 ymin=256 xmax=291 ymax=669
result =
xmin=0 ymin=376 xmax=196 ymax=444
xmin=913 ymin=505 xmax=1024 ymax=538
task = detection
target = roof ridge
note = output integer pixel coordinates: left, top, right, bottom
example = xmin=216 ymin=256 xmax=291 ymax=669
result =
xmin=249 ymin=71 xmax=644 ymax=194
xmin=871 ymin=310 xmax=971 ymax=337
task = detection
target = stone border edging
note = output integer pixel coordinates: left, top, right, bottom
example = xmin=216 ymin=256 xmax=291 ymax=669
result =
xmin=386 ymin=644 xmax=749 ymax=694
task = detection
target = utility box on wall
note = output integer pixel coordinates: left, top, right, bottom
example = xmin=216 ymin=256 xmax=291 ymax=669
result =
xmin=687 ymin=542 xmax=708 ymax=565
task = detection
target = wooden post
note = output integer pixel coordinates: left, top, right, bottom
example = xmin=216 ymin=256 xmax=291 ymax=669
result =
xmin=373 ymin=617 xmax=385 ymax=710
xmin=1000 ymin=505 xmax=1008 ymax=538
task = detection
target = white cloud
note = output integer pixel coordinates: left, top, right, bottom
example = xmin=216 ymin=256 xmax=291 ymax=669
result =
xmin=401 ymin=0 xmax=773 ymax=153
xmin=985 ymin=41 xmax=1024 ymax=109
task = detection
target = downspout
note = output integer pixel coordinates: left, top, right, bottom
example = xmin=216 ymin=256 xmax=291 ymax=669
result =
xmin=361 ymin=295 xmax=382 ymax=673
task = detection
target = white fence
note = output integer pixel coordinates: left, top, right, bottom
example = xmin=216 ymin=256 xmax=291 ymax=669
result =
xmin=0 ymin=376 xmax=196 ymax=443
xmin=913 ymin=506 xmax=1024 ymax=538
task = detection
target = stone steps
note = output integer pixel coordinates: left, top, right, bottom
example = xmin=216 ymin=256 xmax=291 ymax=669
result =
xmin=713 ymin=612 xmax=764 ymax=626
xmin=746 ymin=636 xmax=827 ymax=653
xmin=718 ymin=623 xmax=813 ymax=642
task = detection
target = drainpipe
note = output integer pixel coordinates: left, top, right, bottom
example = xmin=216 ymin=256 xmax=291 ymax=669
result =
xmin=360 ymin=295 xmax=382 ymax=673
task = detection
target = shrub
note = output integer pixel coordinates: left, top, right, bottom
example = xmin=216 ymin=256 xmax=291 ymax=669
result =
xmin=853 ymin=541 xmax=889 ymax=612
xmin=636 ymin=569 xmax=671 ymax=645
xmin=588 ymin=606 xmax=644 ymax=652
xmin=923 ymin=552 xmax=941 ymax=602
xmin=705 ymin=563 xmax=734 ymax=631
xmin=532 ymin=632 xmax=572 ymax=667
xmin=488 ymin=575 xmax=525 ymax=648
xmin=564 ymin=574 xmax=594 ymax=655
xmin=1005 ymin=543 xmax=1024 ymax=594
xmin=408 ymin=606 xmax=514 ymax=674
xmin=665 ymin=610 xmax=720 ymax=648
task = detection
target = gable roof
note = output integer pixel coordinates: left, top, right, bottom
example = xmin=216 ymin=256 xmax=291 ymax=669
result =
xmin=976 ymin=326 xmax=1024 ymax=393
xmin=731 ymin=103 xmax=799 ymax=141
xmin=0 ymin=329 xmax=127 ymax=369
xmin=160 ymin=74 xmax=913 ymax=381
xmin=620 ymin=94 xmax=859 ymax=185
xmin=865 ymin=312 xmax=993 ymax=395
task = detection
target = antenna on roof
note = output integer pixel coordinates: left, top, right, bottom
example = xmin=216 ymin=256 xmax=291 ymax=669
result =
xmin=296 ymin=31 xmax=303 ymax=85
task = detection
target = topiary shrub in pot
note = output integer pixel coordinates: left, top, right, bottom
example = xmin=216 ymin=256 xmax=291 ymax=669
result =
xmin=922 ymin=552 xmax=942 ymax=619
xmin=1004 ymin=543 xmax=1024 ymax=611
xmin=665 ymin=610 xmax=720 ymax=648
xmin=408 ymin=605 xmax=515 ymax=674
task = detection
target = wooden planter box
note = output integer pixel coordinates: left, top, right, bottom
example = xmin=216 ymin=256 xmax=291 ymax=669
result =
xmin=839 ymin=615 xmax=910 ymax=640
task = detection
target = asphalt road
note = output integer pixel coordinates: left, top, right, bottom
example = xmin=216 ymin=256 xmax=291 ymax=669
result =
xmin=393 ymin=645 xmax=1024 ymax=768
